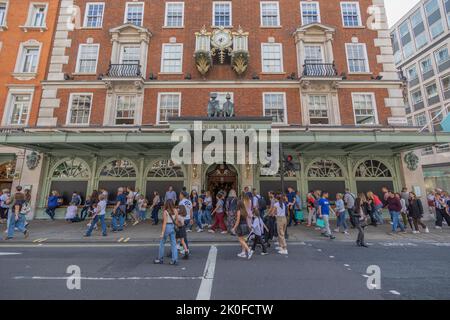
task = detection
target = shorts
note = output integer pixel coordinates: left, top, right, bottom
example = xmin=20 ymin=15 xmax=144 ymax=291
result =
xmin=176 ymin=226 xmax=187 ymax=239
xmin=236 ymin=223 xmax=250 ymax=237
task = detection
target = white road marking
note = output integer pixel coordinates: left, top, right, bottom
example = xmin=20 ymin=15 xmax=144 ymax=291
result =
xmin=14 ymin=276 xmax=202 ymax=281
xmin=196 ymin=245 xmax=217 ymax=301
xmin=0 ymin=252 xmax=22 ymax=256
xmin=389 ymin=290 xmax=401 ymax=295
xmin=329 ymin=256 xmax=335 ymax=258
xmin=344 ymin=264 xmax=350 ymax=267
xmin=317 ymin=249 xmax=322 ymax=252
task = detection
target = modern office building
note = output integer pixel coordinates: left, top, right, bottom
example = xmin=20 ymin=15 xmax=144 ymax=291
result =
xmin=391 ymin=0 xmax=450 ymax=191
xmin=0 ymin=0 xmax=448 ymax=218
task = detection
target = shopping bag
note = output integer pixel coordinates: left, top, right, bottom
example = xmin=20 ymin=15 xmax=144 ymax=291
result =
xmin=294 ymin=210 xmax=304 ymax=221
xmin=316 ymin=218 xmax=325 ymax=228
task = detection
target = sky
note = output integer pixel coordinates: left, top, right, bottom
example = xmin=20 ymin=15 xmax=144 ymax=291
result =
xmin=385 ymin=0 xmax=421 ymax=27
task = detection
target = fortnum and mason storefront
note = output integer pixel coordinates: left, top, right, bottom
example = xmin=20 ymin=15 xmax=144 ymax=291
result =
xmin=1 ymin=118 xmax=449 ymax=219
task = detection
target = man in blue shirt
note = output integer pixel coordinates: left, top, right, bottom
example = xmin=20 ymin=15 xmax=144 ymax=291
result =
xmin=112 ymin=188 xmax=127 ymax=232
xmin=318 ymin=191 xmax=335 ymax=239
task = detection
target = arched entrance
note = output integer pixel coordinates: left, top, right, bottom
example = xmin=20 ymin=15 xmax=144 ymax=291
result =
xmin=205 ymin=164 xmax=238 ymax=195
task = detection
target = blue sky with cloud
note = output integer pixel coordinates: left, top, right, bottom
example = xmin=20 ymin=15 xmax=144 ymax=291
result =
xmin=385 ymin=0 xmax=421 ymax=27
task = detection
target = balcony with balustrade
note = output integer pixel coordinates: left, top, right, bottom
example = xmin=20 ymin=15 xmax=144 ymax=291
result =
xmin=105 ymin=64 xmax=142 ymax=78
xmin=302 ymin=62 xmax=339 ymax=78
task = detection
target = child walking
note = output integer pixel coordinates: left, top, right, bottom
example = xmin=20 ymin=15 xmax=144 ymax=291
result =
xmin=250 ymin=208 xmax=268 ymax=256
xmin=176 ymin=205 xmax=189 ymax=259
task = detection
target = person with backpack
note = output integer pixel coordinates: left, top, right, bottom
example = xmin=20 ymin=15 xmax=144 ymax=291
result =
xmin=232 ymin=200 xmax=252 ymax=259
xmin=254 ymin=189 xmax=267 ymax=220
xmin=344 ymin=189 xmax=356 ymax=228
xmin=353 ymin=193 xmax=368 ymax=247
xmin=286 ymin=187 xmax=297 ymax=226
xmin=5 ymin=186 xmax=29 ymax=240
xmin=111 ymin=188 xmax=127 ymax=232
xmin=209 ymin=192 xmax=227 ymax=234
xmin=85 ymin=194 xmax=107 ymax=237
xmin=249 ymin=208 xmax=268 ymax=256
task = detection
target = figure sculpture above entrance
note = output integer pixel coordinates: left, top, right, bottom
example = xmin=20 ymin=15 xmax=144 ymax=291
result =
xmin=207 ymin=93 xmax=235 ymax=118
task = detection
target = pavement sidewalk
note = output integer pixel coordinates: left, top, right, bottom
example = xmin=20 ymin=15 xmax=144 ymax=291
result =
xmin=1 ymin=219 xmax=450 ymax=244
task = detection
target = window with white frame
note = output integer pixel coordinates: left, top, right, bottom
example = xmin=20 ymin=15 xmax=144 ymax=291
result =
xmin=115 ymin=95 xmax=136 ymax=125
xmin=28 ymin=3 xmax=47 ymax=27
xmin=435 ymin=46 xmax=449 ymax=65
xmin=125 ymin=2 xmax=144 ymax=26
xmin=341 ymin=2 xmax=362 ymax=27
xmin=20 ymin=46 xmax=39 ymax=73
xmin=410 ymin=9 xmax=428 ymax=50
xmin=165 ymin=2 xmax=184 ymax=27
xmin=304 ymin=45 xmax=323 ymax=63
xmin=158 ymin=93 xmax=181 ymax=124
xmin=426 ymin=82 xmax=438 ymax=99
xmin=308 ymin=95 xmax=329 ymax=125
xmin=352 ymin=93 xmax=377 ymax=125
xmin=0 ymin=2 xmax=7 ymax=26
xmin=407 ymin=65 xmax=418 ymax=81
xmin=300 ymin=2 xmax=320 ymax=25
xmin=441 ymin=75 xmax=450 ymax=93
xmin=263 ymin=93 xmax=286 ymax=124
xmin=120 ymin=45 xmax=140 ymax=64
xmin=161 ymin=44 xmax=183 ymax=73
xmin=414 ymin=112 xmax=428 ymax=127
xmin=7 ymin=94 xmax=31 ymax=126
xmin=411 ymin=89 xmax=423 ymax=104
xmin=67 ymin=94 xmax=92 ymax=125
xmin=261 ymin=2 xmax=280 ymax=27
xmin=261 ymin=43 xmax=283 ymax=73
xmin=76 ymin=44 xmax=99 ymax=73
xmin=213 ymin=2 xmax=232 ymax=27
xmin=84 ymin=2 xmax=105 ymax=28
xmin=346 ymin=43 xmax=369 ymax=73
xmin=398 ymin=20 xmax=415 ymax=58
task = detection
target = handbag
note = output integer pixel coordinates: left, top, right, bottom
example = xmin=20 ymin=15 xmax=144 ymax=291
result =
xmin=167 ymin=210 xmax=180 ymax=233
xmin=316 ymin=218 xmax=325 ymax=228
xmin=294 ymin=209 xmax=304 ymax=221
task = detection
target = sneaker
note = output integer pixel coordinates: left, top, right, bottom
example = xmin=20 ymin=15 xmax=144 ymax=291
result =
xmin=344 ymin=231 xmax=349 ymax=235
xmin=261 ymin=252 xmax=269 ymax=256
xmin=278 ymin=249 xmax=288 ymax=255
xmin=132 ymin=221 xmax=139 ymax=226
xmin=435 ymin=226 xmax=442 ymax=229
xmin=425 ymin=227 xmax=430 ymax=233
xmin=153 ymin=259 xmax=163 ymax=264
xmin=169 ymin=261 xmax=178 ymax=266
xmin=220 ymin=231 xmax=228 ymax=234
xmin=329 ymin=235 xmax=336 ymax=240
xmin=412 ymin=230 xmax=419 ymax=234
xmin=23 ymin=230 xmax=29 ymax=239
xmin=196 ymin=228 xmax=203 ymax=233
xmin=333 ymin=228 xmax=340 ymax=233
xmin=87 ymin=223 xmax=91 ymax=228
xmin=186 ymin=229 xmax=192 ymax=233
xmin=208 ymin=229 xmax=215 ymax=233
xmin=275 ymin=246 xmax=282 ymax=251
xmin=237 ymin=252 xmax=247 ymax=258
xmin=248 ymin=250 xmax=254 ymax=260
xmin=389 ymin=222 xmax=393 ymax=225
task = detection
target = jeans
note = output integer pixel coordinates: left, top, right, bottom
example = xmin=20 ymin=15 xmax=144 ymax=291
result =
xmin=203 ymin=209 xmax=212 ymax=225
xmin=194 ymin=210 xmax=203 ymax=229
xmin=336 ymin=210 xmax=348 ymax=231
xmin=321 ymin=215 xmax=332 ymax=236
xmin=373 ymin=204 xmax=384 ymax=224
xmin=45 ymin=207 xmax=56 ymax=220
xmin=183 ymin=219 xmax=190 ymax=248
xmin=352 ymin=215 xmax=365 ymax=245
xmin=391 ymin=211 xmax=405 ymax=232
xmin=80 ymin=206 xmax=90 ymax=221
xmin=7 ymin=213 xmax=26 ymax=238
xmin=86 ymin=215 xmax=107 ymax=236
xmin=112 ymin=214 xmax=125 ymax=231
xmin=151 ymin=207 xmax=159 ymax=224
xmin=158 ymin=223 xmax=178 ymax=262
xmin=138 ymin=210 xmax=147 ymax=220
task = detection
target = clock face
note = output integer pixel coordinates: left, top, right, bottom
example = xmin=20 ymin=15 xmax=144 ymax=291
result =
xmin=212 ymin=30 xmax=232 ymax=49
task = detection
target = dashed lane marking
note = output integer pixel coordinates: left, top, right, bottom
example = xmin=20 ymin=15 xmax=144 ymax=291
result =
xmin=0 ymin=252 xmax=22 ymax=256
xmin=389 ymin=290 xmax=401 ymax=295
xmin=329 ymin=256 xmax=335 ymax=258
xmin=14 ymin=275 xmax=203 ymax=281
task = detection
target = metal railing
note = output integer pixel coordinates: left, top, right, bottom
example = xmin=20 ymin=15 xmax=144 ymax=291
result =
xmin=303 ymin=62 xmax=338 ymax=77
xmin=106 ymin=64 xmax=142 ymax=77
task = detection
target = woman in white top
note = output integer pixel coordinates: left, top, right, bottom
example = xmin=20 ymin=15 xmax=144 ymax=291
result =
xmin=85 ymin=194 xmax=108 ymax=237
xmin=270 ymin=194 xmax=288 ymax=255
xmin=154 ymin=199 xmax=179 ymax=265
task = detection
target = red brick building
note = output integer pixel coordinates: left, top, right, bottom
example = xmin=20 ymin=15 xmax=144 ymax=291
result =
xmin=1 ymin=0 xmax=448 ymax=218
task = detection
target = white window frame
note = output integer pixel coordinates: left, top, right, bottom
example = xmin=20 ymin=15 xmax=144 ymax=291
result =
xmin=307 ymin=94 xmax=330 ymax=125
xmin=83 ymin=2 xmax=105 ymax=28
xmin=75 ymin=43 xmax=100 ymax=74
xmin=66 ymin=93 xmax=93 ymax=125
xmin=124 ymin=1 xmax=145 ymax=26
xmin=411 ymin=89 xmax=424 ymax=104
xmin=2 ymin=88 xmax=35 ymax=127
xmin=340 ymin=2 xmax=362 ymax=27
xmin=300 ymin=1 xmax=321 ymax=25
xmin=260 ymin=1 xmax=280 ymax=27
xmin=262 ymin=92 xmax=288 ymax=125
xmin=0 ymin=0 xmax=10 ymax=29
xmin=25 ymin=2 xmax=48 ymax=28
xmin=345 ymin=43 xmax=370 ymax=74
xmin=13 ymin=40 xmax=42 ymax=76
xmin=160 ymin=43 xmax=184 ymax=73
xmin=212 ymin=1 xmax=232 ymax=27
xmin=435 ymin=45 xmax=450 ymax=66
xmin=261 ymin=43 xmax=284 ymax=73
xmin=351 ymin=93 xmax=379 ymax=125
xmin=164 ymin=2 xmax=185 ymax=28
xmin=156 ymin=92 xmax=182 ymax=125
xmin=120 ymin=44 xmax=141 ymax=65
xmin=114 ymin=94 xmax=137 ymax=126
xmin=425 ymin=82 xmax=439 ymax=99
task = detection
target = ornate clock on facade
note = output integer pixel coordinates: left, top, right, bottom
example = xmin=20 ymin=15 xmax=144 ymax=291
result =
xmin=194 ymin=26 xmax=249 ymax=76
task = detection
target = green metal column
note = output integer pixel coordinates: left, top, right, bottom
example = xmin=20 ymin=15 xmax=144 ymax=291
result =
xmin=346 ymin=156 xmax=357 ymax=193
xmin=87 ymin=156 xmax=98 ymax=196
xmin=138 ymin=157 xmax=145 ymax=193
xmin=393 ymin=154 xmax=403 ymax=192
